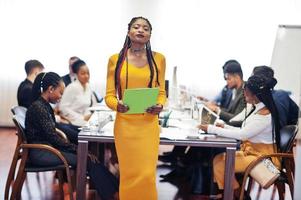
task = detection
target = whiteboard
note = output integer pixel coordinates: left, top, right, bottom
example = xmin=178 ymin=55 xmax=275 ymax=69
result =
xmin=270 ymin=25 xmax=301 ymax=101
xmin=273 ymin=26 xmax=301 ymax=198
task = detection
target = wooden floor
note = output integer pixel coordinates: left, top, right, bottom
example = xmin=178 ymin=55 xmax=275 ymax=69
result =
xmin=0 ymin=127 xmax=291 ymax=200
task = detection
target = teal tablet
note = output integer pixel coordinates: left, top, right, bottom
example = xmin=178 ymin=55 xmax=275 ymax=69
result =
xmin=123 ymin=87 xmax=159 ymax=114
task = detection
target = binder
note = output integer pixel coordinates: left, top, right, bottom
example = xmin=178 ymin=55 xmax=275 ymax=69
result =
xmin=123 ymin=87 xmax=159 ymax=114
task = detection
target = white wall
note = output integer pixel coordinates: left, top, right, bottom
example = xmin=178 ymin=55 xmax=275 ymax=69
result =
xmin=271 ymin=25 xmax=301 ymax=104
xmin=0 ymin=0 xmax=300 ymax=126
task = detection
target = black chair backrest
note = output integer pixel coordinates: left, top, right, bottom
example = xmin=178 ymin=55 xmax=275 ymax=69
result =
xmin=11 ymin=106 xmax=27 ymax=129
xmin=279 ymin=125 xmax=298 ymax=153
xmin=92 ymin=91 xmax=103 ymax=103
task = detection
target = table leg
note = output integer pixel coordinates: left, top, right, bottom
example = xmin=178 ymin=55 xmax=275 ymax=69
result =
xmin=76 ymin=140 xmax=88 ymax=200
xmin=223 ymin=147 xmax=236 ymax=200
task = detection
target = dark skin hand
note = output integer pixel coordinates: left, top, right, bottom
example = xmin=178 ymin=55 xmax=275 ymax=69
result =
xmin=198 ymin=123 xmax=224 ymax=132
xmin=198 ymin=124 xmax=208 ymax=132
xmin=146 ymin=104 xmax=163 ymax=115
xmin=215 ymin=122 xmax=225 ymax=128
xmin=117 ymin=100 xmax=163 ymax=115
xmin=117 ymin=101 xmax=129 ymax=113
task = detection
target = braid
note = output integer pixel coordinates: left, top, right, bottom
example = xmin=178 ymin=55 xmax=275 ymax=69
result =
xmin=114 ymin=36 xmax=131 ymax=99
xmin=146 ymin=41 xmax=160 ymax=87
xmin=32 ymin=72 xmax=62 ymax=101
xmin=242 ymin=83 xmax=255 ymax=124
xmin=146 ymin=44 xmax=154 ymax=88
xmin=246 ymin=75 xmax=281 ymax=152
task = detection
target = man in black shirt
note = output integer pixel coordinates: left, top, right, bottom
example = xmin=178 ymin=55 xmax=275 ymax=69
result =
xmin=206 ymin=61 xmax=245 ymax=122
xmin=61 ymin=56 xmax=79 ymax=86
xmin=17 ymin=60 xmax=44 ymax=108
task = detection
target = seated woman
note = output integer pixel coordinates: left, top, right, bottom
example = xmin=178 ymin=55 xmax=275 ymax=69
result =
xmin=199 ymin=74 xmax=281 ymax=197
xmin=59 ymin=59 xmax=94 ymax=126
xmin=25 ymin=72 xmax=118 ymax=200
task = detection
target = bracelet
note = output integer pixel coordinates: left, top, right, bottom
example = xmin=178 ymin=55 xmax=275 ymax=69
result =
xmin=157 ymin=104 xmax=163 ymax=108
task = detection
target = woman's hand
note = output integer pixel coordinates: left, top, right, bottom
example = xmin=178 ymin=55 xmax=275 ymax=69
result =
xmin=117 ymin=101 xmax=129 ymax=113
xmin=215 ymin=122 xmax=225 ymax=128
xmin=146 ymin=104 xmax=163 ymax=115
xmin=196 ymin=96 xmax=208 ymax=102
xmin=84 ymin=113 xmax=92 ymax=121
xmin=198 ymin=124 xmax=208 ymax=132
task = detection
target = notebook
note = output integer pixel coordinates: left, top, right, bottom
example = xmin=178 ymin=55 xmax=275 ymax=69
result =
xmin=123 ymin=87 xmax=159 ymax=114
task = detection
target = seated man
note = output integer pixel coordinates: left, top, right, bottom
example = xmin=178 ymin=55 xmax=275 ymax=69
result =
xmin=17 ymin=60 xmax=44 ymax=108
xmin=198 ymin=60 xmax=237 ymax=109
xmin=62 ymin=56 xmax=79 ymax=87
xmin=205 ymin=60 xmax=245 ymax=123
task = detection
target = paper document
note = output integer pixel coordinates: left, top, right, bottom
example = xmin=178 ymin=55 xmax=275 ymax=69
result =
xmin=123 ymin=87 xmax=159 ymax=114
xmin=88 ymin=105 xmax=112 ymax=112
xmin=160 ymin=127 xmax=215 ymax=140
xmin=200 ymin=105 xmax=219 ymax=125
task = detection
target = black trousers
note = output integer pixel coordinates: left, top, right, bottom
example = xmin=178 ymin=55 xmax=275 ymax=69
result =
xmin=29 ymin=148 xmax=119 ymax=200
xmin=185 ymin=147 xmax=225 ymax=194
xmin=56 ymin=123 xmax=80 ymax=144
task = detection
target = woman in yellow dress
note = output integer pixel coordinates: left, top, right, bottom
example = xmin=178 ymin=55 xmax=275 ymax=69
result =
xmin=105 ymin=16 xmax=166 ymax=200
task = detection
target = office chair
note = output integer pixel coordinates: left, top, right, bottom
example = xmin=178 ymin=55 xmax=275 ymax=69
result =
xmin=5 ymin=115 xmax=74 ymax=200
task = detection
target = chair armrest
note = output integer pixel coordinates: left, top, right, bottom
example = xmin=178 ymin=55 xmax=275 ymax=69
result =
xmin=18 ymin=143 xmax=70 ymax=168
xmin=245 ymin=153 xmax=293 ymax=170
xmin=239 ymin=153 xmax=294 ymax=200
xmin=55 ymin=128 xmax=69 ymax=143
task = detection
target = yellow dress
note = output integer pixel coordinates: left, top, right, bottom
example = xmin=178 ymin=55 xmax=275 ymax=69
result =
xmin=105 ymin=52 xmax=166 ymax=200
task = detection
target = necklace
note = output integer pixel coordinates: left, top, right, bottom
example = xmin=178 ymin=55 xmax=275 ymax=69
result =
xmin=130 ymin=47 xmax=146 ymax=53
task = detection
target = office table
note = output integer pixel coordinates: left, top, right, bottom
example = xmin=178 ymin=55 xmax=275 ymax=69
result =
xmin=76 ymin=129 xmax=238 ymax=200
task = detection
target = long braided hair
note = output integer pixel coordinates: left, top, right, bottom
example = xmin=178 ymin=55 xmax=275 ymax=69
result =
xmin=114 ymin=16 xmax=160 ymax=99
xmin=245 ymin=75 xmax=280 ymax=152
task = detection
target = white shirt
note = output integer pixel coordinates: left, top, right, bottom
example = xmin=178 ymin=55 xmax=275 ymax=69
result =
xmin=70 ymin=74 xmax=77 ymax=82
xmin=208 ymin=102 xmax=274 ymax=144
xmin=59 ymin=80 xmax=92 ymax=126
xmin=229 ymin=103 xmax=253 ymax=122
xmin=232 ymin=88 xmax=237 ymax=101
